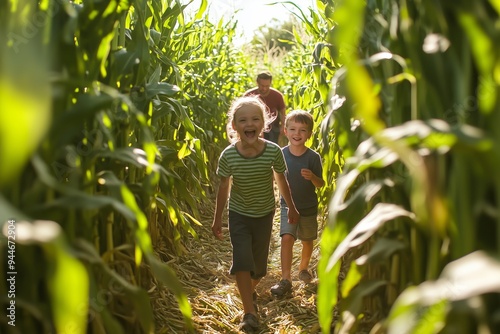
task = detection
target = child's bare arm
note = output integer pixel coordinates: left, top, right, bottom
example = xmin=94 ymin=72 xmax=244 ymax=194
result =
xmin=300 ymin=168 xmax=325 ymax=188
xmin=274 ymin=171 xmax=300 ymax=224
xmin=212 ymin=176 xmax=230 ymax=240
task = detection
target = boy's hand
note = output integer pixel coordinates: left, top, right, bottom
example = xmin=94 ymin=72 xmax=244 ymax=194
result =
xmin=301 ymin=168 xmax=325 ymax=188
xmin=287 ymin=207 xmax=300 ymax=224
xmin=300 ymin=168 xmax=314 ymax=180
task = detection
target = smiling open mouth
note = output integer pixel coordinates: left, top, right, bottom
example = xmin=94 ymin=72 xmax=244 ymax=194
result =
xmin=245 ymin=130 xmax=257 ymax=138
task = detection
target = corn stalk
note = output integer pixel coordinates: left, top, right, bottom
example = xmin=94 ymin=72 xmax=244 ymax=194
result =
xmin=315 ymin=0 xmax=500 ymax=333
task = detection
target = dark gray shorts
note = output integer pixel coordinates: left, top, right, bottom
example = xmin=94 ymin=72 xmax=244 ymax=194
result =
xmin=228 ymin=210 xmax=274 ymax=279
xmin=280 ymin=206 xmax=318 ymax=241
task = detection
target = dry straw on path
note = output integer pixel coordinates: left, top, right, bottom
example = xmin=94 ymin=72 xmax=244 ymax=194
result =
xmin=151 ymin=201 xmax=322 ymax=333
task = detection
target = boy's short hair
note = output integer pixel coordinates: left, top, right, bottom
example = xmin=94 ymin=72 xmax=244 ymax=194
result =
xmin=285 ymin=110 xmax=314 ymax=132
xmin=256 ymin=71 xmax=272 ymax=81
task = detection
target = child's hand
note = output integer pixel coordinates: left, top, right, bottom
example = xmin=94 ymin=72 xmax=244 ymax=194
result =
xmin=287 ymin=207 xmax=300 ymax=224
xmin=301 ymin=168 xmax=325 ymax=188
xmin=300 ymin=168 xmax=314 ymax=180
xmin=212 ymin=220 xmax=224 ymax=240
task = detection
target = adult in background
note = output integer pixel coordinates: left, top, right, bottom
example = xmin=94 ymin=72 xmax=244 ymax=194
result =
xmin=244 ymin=71 xmax=286 ymax=145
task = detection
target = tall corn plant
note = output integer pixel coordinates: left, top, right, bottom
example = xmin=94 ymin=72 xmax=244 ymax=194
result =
xmin=0 ymin=0 xmax=243 ymax=332
xmin=283 ymin=2 xmax=342 ymax=208
xmin=144 ymin=3 xmax=254 ymax=257
xmin=314 ymin=0 xmax=500 ymax=333
xmin=166 ymin=16 xmax=254 ymax=179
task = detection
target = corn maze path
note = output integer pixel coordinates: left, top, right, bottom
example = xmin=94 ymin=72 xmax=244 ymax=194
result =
xmin=151 ymin=199 xmax=322 ymax=334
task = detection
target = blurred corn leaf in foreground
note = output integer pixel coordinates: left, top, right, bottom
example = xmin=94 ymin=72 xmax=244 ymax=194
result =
xmin=0 ymin=0 xmax=249 ymax=332
xmin=316 ymin=0 xmax=500 ymax=333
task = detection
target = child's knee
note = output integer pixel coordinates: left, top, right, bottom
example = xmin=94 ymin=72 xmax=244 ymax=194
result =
xmin=282 ymin=233 xmax=296 ymax=243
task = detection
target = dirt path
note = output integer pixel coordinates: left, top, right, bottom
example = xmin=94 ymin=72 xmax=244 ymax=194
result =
xmin=152 ymin=201 xmax=323 ymax=333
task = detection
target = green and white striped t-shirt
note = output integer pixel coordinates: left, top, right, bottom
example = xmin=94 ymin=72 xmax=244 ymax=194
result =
xmin=217 ymin=141 xmax=287 ymax=217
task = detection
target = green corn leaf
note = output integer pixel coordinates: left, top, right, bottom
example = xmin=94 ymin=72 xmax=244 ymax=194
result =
xmin=341 ymin=261 xmax=364 ymax=298
xmin=326 ymin=203 xmax=415 ymax=272
xmin=356 ymin=237 xmax=407 ymax=265
xmin=14 ymin=221 xmax=89 ymax=334
xmin=146 ymin=254 xmax=194 ymax=332
xmin=145 ymin=81 xmax=181 ymax=99
xmin=340 ymin=280 xmax=387 ymax=332
xmin=388 ymin=251 xmax=500 ymax=333
xmin=318 ymin=224 xmax=346 ymax=334
xmin=74 ymin=240 xmax=154 ymax=333
xmin=0 ymin=44 xmax=51 ymax=186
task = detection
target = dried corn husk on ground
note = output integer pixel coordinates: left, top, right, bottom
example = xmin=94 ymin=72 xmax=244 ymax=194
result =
xmin=151 ymin=201 xmax=323 ymax=334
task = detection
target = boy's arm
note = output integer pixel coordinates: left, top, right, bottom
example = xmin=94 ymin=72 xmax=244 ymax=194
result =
xmin=212 ymin=176 xmax=230 ymax=240
xmin=301 ymin=169 xmax=325 ymax=188
xmin=311 ymin=173 xmax=325 ymax=188
xmin=274 ymin=171 xmax=300 ymax=224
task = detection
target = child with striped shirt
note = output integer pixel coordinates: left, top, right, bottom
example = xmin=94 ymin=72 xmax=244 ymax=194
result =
xmin=212 ymin=96 xmax=299 ymax=333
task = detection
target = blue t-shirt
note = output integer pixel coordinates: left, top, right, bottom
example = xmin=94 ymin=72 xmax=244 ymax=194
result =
xmin=280 ymin=146 xmax=323 ymax=216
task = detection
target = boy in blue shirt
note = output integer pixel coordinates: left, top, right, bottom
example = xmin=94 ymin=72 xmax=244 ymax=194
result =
xmin=270 ymin=110 xmax=325 ymax=296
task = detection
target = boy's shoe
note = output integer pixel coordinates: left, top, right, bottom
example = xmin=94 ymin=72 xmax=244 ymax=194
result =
xmin=270 ymin=279 xmax=292 ymax=296
xmin=299 ymin=270 xmax=313 ymax=283
xmin=240 ymin=313 xmax=259 ymax=332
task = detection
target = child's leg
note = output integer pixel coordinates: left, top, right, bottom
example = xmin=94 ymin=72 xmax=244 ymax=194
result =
xmin=236 ymin=271 xmax=258 ymax=315
xmin=299 ymin=240 xmax=314 ymax=271
xmin=251 ymin=278 xmax=261 ymax=291
xmin=251 ymin=211 xmax=274 ymax=282
xmin=297 ymin=215 xmax=318 ymax=273
xmin=280 ymin=234 xmax=295 ymax=281
xmin=279 ymin=205 xmax=298 ymax=281
xmin=228 ymin=211 xmax=269 ymax=315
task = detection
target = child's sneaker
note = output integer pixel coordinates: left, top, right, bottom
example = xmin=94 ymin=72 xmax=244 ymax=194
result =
xmin=299 ymin=269 xmax=313 ymax=283
xmin=270 ymin=279 xmax=292 ymax=296
xmin=239 ymin=313 xmax=259 ymax=333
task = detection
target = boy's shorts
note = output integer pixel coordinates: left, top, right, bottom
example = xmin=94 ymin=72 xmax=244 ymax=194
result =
xmin=228 ymin=210 xmax=274 ymax=279
xmin=280 ymin=206 xmax=318 ymax=241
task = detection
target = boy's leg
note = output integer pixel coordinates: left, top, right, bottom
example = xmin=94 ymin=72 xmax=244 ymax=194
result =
xmin=280 ymin=234 xmax=295 ymax=282
xmin=271 ymin=206 xmax=297 ymax=296
xmin=299 ymin=240 xmax=314 ymax=272
xmin=278 ymin=205 xmax=298 ymax=281
xmin=297 ymin=215 xmax=318 ymax=282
